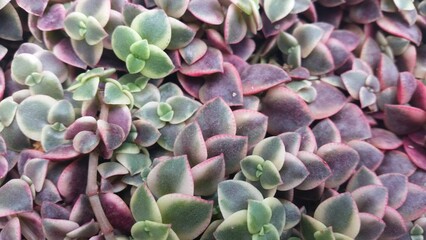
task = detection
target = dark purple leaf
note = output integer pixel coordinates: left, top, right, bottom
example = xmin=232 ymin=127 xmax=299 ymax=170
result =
xmin=261 ymin=86 xmax=314 ymax=135
xmin=0 ymin=217 xmax=21 ymax=240
xmin=278 ymin=153 xmax=309 ymax=191
xmin=308 ymin=81 xmax=347 ymax=119
xmin=188 ymin=0 xmax=224 ymax=25
xmin=240 ymin=64 xmax=290 ymax=95
xmin=326 ymin=38 xmax=350 ymax=69
xmin=205 ymin=29 xmax=232 ymax=54
xmin=367 ymin=128 xmax=403 ymax=150
xmin=180 ymin=47 xmax=224 ymax=77
xmin=108 ymin=105 xmax=132 ymax=138
xmin=97 ymin=120 xmax=125 ymax=151
xmin=330 ymin=30 xmax=360 ymax=52
xmin=289 ymin=67 xmax=310 ymax=80
xmin=233 ymin=109 xmax=268 ymax=148
xmin=377 ymin=53 xmax=399 ymax=90
xmin=346 ymin=166 xmax=382 ymax=192
xmin=192 ymin=155 xmax=225 ymax=196
xmin=42 ymin=218 xmax=79 ymax=240
xmin=296 ymin=151 xmax=332 ymax=190
xmin=330 ymin=103 xmax=371 ymax=142
xmin=57 ymin=158 xmax=88 ymax=203
xmin=377 ymin=13 xmax=422 ymax=46
xmin=192 ymin=97 xmax=236 ymax=139
xmin=199 ymin=62 xmax=243 ymax=106
xmin=404 ymin=137 xmax=426 ymax=171
xmin=397 ymin=72 xmax=417 ymax=104
xmin=317 ymin=143 xmax=360 ymax=188
xmin=397 ymin=183 xmax=426 ymax=221
xmin=352 ymin=185 xmax=388 ymax=218
xmin=223 ymin=54 xmax=249 ymax=74
xmin=231 ymin=38 xmax=256 ymax=61
xmin=302 ymin=42 xmax=334 ymax=75
xmin=41 ymin=201 xmax=70 ymax=220
xmin=206 ymin=134 xmax=248 ymax=175
xmin=295 ymin=126 xmax=317 ymax=153
xmin=411 ymin=80 xmax=426 ymax=110
xmin=356 ymin=213 xmax=385 ymax=240
xmin=133 ymin=119 xmax=161 ymax=147
xmin=360 ymin=38 xmax=381 ymax=70
xmin=278 ymin=132 xmax=301 ymax=155
xmin=379 ymin=173 xmax=408 ymax=209
xmin=37 ymin=4 xmax=65 ymax=31
xmin=100 ymin=192 xmax=135 ymax=234
xmin=179 ymin=38 xmax=208 ymax=65
xmin=35 ymin=179 xmax=62 ymax=205
xmin=16 ymin=0 xmax=48 ymax=15
xmin=53 ymin=39 xmax=87 ymax=69
xmin=348 ymin=140 xmax=384 ymax=171
xmin=0 ymin=179 xmax=33 ymax=217
xmin=177 ymin=73 xmax=203 ymax=99
xmin=69 ymin=194 xmax=94 ymax=225
xmin=312 ymin=118 xmax=341 ymax=148
xmin=42 ymin=144 xmax=81 ymax=161
xmin=376 ymin=150 xmax=417 ymax=176
xmin=349 ymin=0 xmax=382 ymax=24
xmin=174 ymin=122 xmax=207 ymax=167
xmin=384 ymin=105 xmax=426 ymax=135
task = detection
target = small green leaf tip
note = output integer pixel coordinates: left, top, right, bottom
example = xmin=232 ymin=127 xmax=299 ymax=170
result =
xmin=157 ymin=102 xmax=174 ymax=122
xmin=130 ymin=40 xmax=150 ymax=60
xmin=126 ymin=54 xmax=146 ymax=74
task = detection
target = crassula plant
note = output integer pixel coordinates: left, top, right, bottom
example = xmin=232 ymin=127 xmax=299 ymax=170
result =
xmin=0 ymin=0 xmax=426 ymax=239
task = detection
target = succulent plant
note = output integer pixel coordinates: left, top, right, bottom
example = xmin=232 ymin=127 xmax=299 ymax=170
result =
xmin=0 ymin=0 xmax=425 ymax=239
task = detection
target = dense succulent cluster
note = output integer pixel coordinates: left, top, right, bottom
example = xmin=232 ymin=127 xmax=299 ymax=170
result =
xmin=0 ymin=0 xmax=425 ymax=239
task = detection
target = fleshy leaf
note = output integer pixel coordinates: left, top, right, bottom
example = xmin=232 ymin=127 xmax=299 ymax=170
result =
xmin=355 ymin=213 xmax=385 ymax=240
xmin=131 ymin=9 xmax=171 ymax=50
xmin=179 ymin=38 xmax=208 ymax=65
xmin=42 ymin=219 xmax=79 ymax=240
xmin=75 ymin=0 xmax=110 ymax=27
xmin=141 ymin=44 xmax=174 ymax=79
xmin=0 ymin=217 xmax=21 ymax=240
xmin=131 ymin=220 xmax=170 ymax=240
xmin=168 ymin=18 xmax=195 ymax=50
xmin=293 ymin=24 xmax=324 ymax=58
xmin=70 ymin=39 xmax=103 ymax=67
xmin=104 ymin=82 xmax=131 ymax=105
xmin=99 ymin=192 xmax=135 ymax=234
xmin=154 ymin=0 xmax=189 ymax=18
xmin=384 ymin=105 xmax=426 ymax=135
xmin=57 ymin=159 xmax=88 ymax=203
xmin=348 ymin=140 xmax=384 ymax=171
xmin=218 ymin=180 xmax=263 ymax=219
xmin=330 ymin=103 xmax=371 ymax=142
xmin=379 ymin=173 xmax=408 ymax=209
xmin=234 ymin=109 xmax=267 ymax=148
xmin=259 ymin=160 xmax=282 ymax=189
xmin=302 ymin=42 xmax=334 ymax=75
xmin=214 ymin=210 xmax=251 ymax=239
xmin=380 ymin=207 xmax=407 ymax=239
xmin=300 ymin=214 xmax=327 ymax=240
xmin=157 ymin=193 xmax=213 ymax=240
xmin=376 ymin=150 xmax=416 ymax=176
xmin=192 ymin=155 xmax=225 ymax=196
xmin=147 ymin=156 xmax=194 ymax=198
xmin=0 ymin=3 xmax=23 ymax=41
xmin=264 ymin=0 xmax=294 ymax=23
xmin=314 ymin=193 xmax=361 ymax=238
xmin=366 ymin=128 xmax=402 ymax=150
xmin=346 ymin=166 xmax=382 ymax=192
xmin=224 ymin=4 xmax=247 ymax=44
xmin=11 ymin=53 xmax=43 ymax=85
xmin=241 ymin=64 xmax=291 ymax=95
xmin=247 ymin=200 xmax=272 ymax=234
xmin=23 ymin=158 xmax=48 ymax=192
xmin=308 ymin=81 xmax=347 ymax=119
xmin=174 ymin=122 xmax=207 ymax=167
xmin=253 ymin=136 xmax=285 ymax=170
xmin=277 ymin=153 xmax=309 ymax=191
xmin=351 ymin=185 xmax=388 ymax=218
xmin=111 ymin=26 xmax=142 ymax=61
xmin=97 ymin=120 xmax=125 ymax=151
xmin=296 ymin=151 xmax=331 ymax=190
xmin=188 ymin=0 xmax=224 ymax=25
xmin=167 ymin=96 xmax=201 ymax=124
xmin=0 ymin=179 xmax=33 ymax=217
xmin=396 ymin=183 xmax=426 ymax=221
xmin=180 ymin=47 xmax=224 ymax=77
xmin=241 ymin=155 xmax=264 ymax=181
xmin=377 ymin=13 xmax=421 ymax=46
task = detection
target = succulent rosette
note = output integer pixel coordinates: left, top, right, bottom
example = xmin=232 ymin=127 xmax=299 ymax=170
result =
xmin=0 ymin=0 xmax=425 ymax=239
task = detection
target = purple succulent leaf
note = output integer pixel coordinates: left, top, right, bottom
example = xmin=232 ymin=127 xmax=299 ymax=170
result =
xmin=71 ymin=39 xmax=103 ymax=67
xmin=97 ymin=120 xmax=125 ymax=151
xmin=233 ymin=109 xmax=267 ymax=148
xmin=206 ymin=29 xmax=233 ymax=54
xmin=107 ymin=105 xmax=132 ymax=138
xmin=17 ymin=149 xmax=44 ymax=175
xmin=308 ymin=81 xmax=347 ymax=119
xmin=69 ymin=194 xmax=94 ymax=225
xmin=302 ymin=42 xmax=334 ymax=76
xmin=408 ymin=130 xmax=426 ymax=146
xmin=157 ymin=123 xmax=185 ymax=151
xmin=241 ymin=95 xmax=260 ymax=111
xmin=349 ymin=0 xmax=382 ymax=24
xmin=218 ymin=180 xmax=263 ymax=218
xmin=295 ymin=126 xmax=317 ymax=153
xmin=188 ymin=0 xmax=224 ymax=25
xmin=57 ymin=158 xmax=88 ymax=203
xmin=133 ymin=119 xmax=161 ymax=147
xmin=179 ymin=38 xmax=208 ymax=65
xmin=317 ymin=143 xmax=360 ymax=188
xmin=351 ymin=185 xmax=388 ymax=218
xmin=252 ymin=136 xmax=285 ymax=169
xmin=277 ymin=153 xmax=309 ymax=191
xmin=147 ymin=155 xmax=194 ymax=198
xmin=230 ymin=38 xmax=256 ymax=61
xmin=17 ymin=212 xmax=44 ymax=240
xmin=75 ymin=0 xmax=111 ymax=27
xmin=376 ymin=150 xmax=417 ymax=176
xmin=64 ymin=116 xmax=97 ymax=140
xmin=72 ymin=130 xmax=100 ymax=154
xmin=99 ymin=192 xmax=135 ymax=234
xmin=278 ymin=200 xmax=300 ymax=231
xmin=377 ymin=13 xmax=422 ymax=46
xmin=174 ymin=122 xmax=207 ymax=167
xmin=384 ymin=105 xmax=426 ymax=135
xmin=23 ymin=158 xmax=48 ymax=192
xmin=296 ymin=151 xmax=332 ymax=190
xmin=330 ymin=103 xmax=372 ymax=142
xmin=377 ymin=53 xmax=399 ymax=90
xmin=312 ymin=118 xmax=341 ymax=148
xmin=35 ymin=179 xmax=62 ymax=205
xmin=377 ymin=87 xmax=398 ymax=111
xmin=379 ymin=173 xmax=409 ymax=209
xmin=200 ymin=63 xmax=243 ymax=106
xmin=192 ymin=155 xmax=225 ymax=196
xmin=180 ymin=47 xmax=224 ymax=77
xmin=53 ymin=39 xmax=88 ymax=69
xmin=40 ymin=201 xmax=70 ymax=220
xmin=154 ymin=0 xmax=188 ymax=18
xmin=37 ymin=4 xmax=65 ymax=31
xmin=348 ymin=140 xmax=384 ymax=171
xmin=278 ymin=132 xmax=301 ymax=156
xmin=0 ymin=67 xmax=4 ymax=99
xmin=314 ymin=193 xmax=361 ymax=238
xmin=396 ymin=183 xmax=426 ymax=221
xmin=42 ymin=218 xmax=79 ymax=240
xmin=294 ymin=24 xmax=324 ymax=58
xmin=130 ymin=183 xmax=162 ymax=222
xmin=404 ymin=137 xmax=426 ymax=171
xmin=326 ymin=38 xmax=351 ymax=69
xmin=341 ymin=70 xmax=367 ymax=99
xmin=330 ymin=30 xmax=360 ymax=52
xmin=167 ymin=18 xmax=195 ymax=50
xmin=240 ymin=64 xmax=290 ymax=95
xmin=411 ymin=80 xmax=426 ymax=110
xmin=157 ymin=193 xmax=213 ymax=240
xmin=360 ymin=38 xmax=381 ymax=70
xmin=409 ymin=169 xmax=426 ymax=189
xmin=346 ymin=166 xmax=382 ymax=192
xmin=0 ymin=3 xmax=23 ymax=41
xmin=355 ymin=213 xmax=385 ymax=240
xmin=224 ymin=4 xmax=247 ymax=44
xmin=97 ymin=162 xmax=128 ymax=179
xmin=381 ymin=206 xmax=407 ymax=239
xmin=366 ymin=128 xmax=403 ymax=150
xmin=192 ymin=97 xmax=236 ymax=139
xmin=0 ymin=217 xmax=21 ymax=240
xmin=397 ymin=72 xmax=417 ymax=104
xmin=66 ymin=219 xmax=100 ymax=239
xmin=0 ymin=179 xmax=33 ymax=217
xmin=289 ymin=67 xmax=310 ymax=80
xmin=206 ymin=134 xmax=248 ymax=175
xmin=261 ymin=86 xmax=314 ymax=135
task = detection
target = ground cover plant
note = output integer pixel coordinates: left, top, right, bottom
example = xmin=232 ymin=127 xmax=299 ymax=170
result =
xmin=0 ymin=0 xmax=425 ymax=239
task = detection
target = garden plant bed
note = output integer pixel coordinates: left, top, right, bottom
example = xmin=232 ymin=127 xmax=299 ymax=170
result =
xmin=0 ymin=0 xmax=425 ymax=239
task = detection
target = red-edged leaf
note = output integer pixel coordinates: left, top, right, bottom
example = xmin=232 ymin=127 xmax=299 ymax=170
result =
xmin=224 ymin=4 xmax=247 ymax=44
xmin=348 ymin=140 xmax=384 ymax=171
xmin=100 ymin=192 xmax=135 ymax=234
xmin=312 ymin=118 xmax=341 ymax=148
xmin=380 ymin=207 xmax=407 ymax=239
xmin=278 ymin=132 xmax=301 ymax=155
xmin=97 ymin=120 xmax=125 ymax=151
xmin=376 ymin=150 xmax=417 ymax=176
xmin=397 ymin=72 xmax=417 ymax=104
xmin=397 ymin=183 xmax=426 ymax=221
xmin=349 ymin=0 xmax=382 ymax=24
xmin=330 ymin=30 xmax=360 ymax=52
xmin=356 ymin=213 xmax=385 ymax=240
xmin=377 ymin=53 xmax=399 ymax=90
xmin=330 ymin=103 xmax=371 ymax=142
xmin=233 ymin=109 xmax=268 ymax=148
xmin=346 ymin=166 xmax=382 ymax=192
xmin=277 ymin=153 xmax=309 ymax=191
xmin=37 ymin=4 xmax=66 ymax=31
xmin=240 ymin=64 xmax=290 ymax=95
xmin=302 ymin=42 xmax=334 ymax=75
xmin=192 ymin=155 xmax=225 ymax=196
xmin=403 ymin=137 xmax=426 ymax=170
xmin=351 ymin=185 xmax=388 ymax=218
xmin=180 ymin=47 xmax=224 ymax=77
xmin=174 ymin=122 xmax=207 ymax=167
xmin=0 ymin=179 xmax=33 ymax=217
xmin=384 ymin=105 xmax=426 ymax=135
xmin=367 ymin=128 xmax=403 ymax=150
xmin=40 ymin=202 xmax=70 ymax=220
xmin=296 ymin=151 xmax=332 ymax=190
xmin=379 ymin=173 xmax=408 ymax=209
xmin=188 ymin=0 xmax=224 ymax=25
xmin=57 ymin=158 xmax=88 ymax=203
xmin=43 ymin=144 xmax=81 ymax=161
xmin=326 ymin=38 xmax=350 ymax=69
xmin=377 ymin=13 xmax=422 ymax=46
xmin=308 ymin=81 xmax=347 ymax=119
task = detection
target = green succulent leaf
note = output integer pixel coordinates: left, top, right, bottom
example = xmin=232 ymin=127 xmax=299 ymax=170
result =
xmin=241 ymin=155 xmax=265 ymax=181
xmin=130 ymin=183 xmax=162 ymax=222
xmin=293 ymin=24 xmax=324 ymax=58
xmin=157 ymin=194 xmax=213 ymax=240
xmin=27 ymin=71 xmax=64 ymax=99
xmin=314 ymin=227 xmax=335 ymax=240
xmin=141 ymin=45 xmax=174 ymax=79
xmin=259 ymin=160 xmax=282 ymax=190
xmin=85 ymin=16 xmax=108 ymax=45
xmin=253 ymin=136 xmax=285 ymax=170
xmin=130 ymin=9 xmax=171 ymax=50
xmin=252 ymin=224 xmax=280 ymax=240
xmin=157 ymin=102 xmax=174 ymax=122
xmin=166 ymin=96 xmax=201 ymax=124
xmin=112 ymin=26 xmax=142 ymax=61
xmin=41 ymin=124 xmax=67 ymax=152
xmin=393 ymin=0 xmax=415 ymax=10
xmin=104 ymin=81 xmax=132 ymax=105
xmin=126 ymin=54 xmax=146 ymax=74
xmin=168 ymin=18 xmax=195 ymax=50
xmin=263 ymin=197 xmax=286 ymax=233
xmin=277 ymin=32 xmax=299 ymax=54
xmin=11 ymin=53 xmax=43 ymax=85
xmin=300 ymin=214 xmax=327 ymax=240
xmin=135 ymin=102 xmax=165 ymax=129
xmin=214 ymin=210 xmax=251 ymax=240
xmin=75 ymin=0 xmax=111 ymax=27
xmin=131 ymin=220 xmax=170 ymax=240
xmin=263 ymin=0 xmax=295 ymax=23
xmin=154 ymin=0 xmax=189 ymax=18
xmin=0 ymin=98 xmax=18 ymax=128
xmin=47 ymin=100 xmax=75 ymax=126
xmin=70 ymin=38 xmax=103 ymax=66
xmin=64 ymin=12 xmax=88 ymax=41
xmin=247 ymin=200 xmax=272 ymax=234
xmin=130 ymin=39 xmax=150 ymax=60
xmin=72 ymin=76 xmax=99 ymax=101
